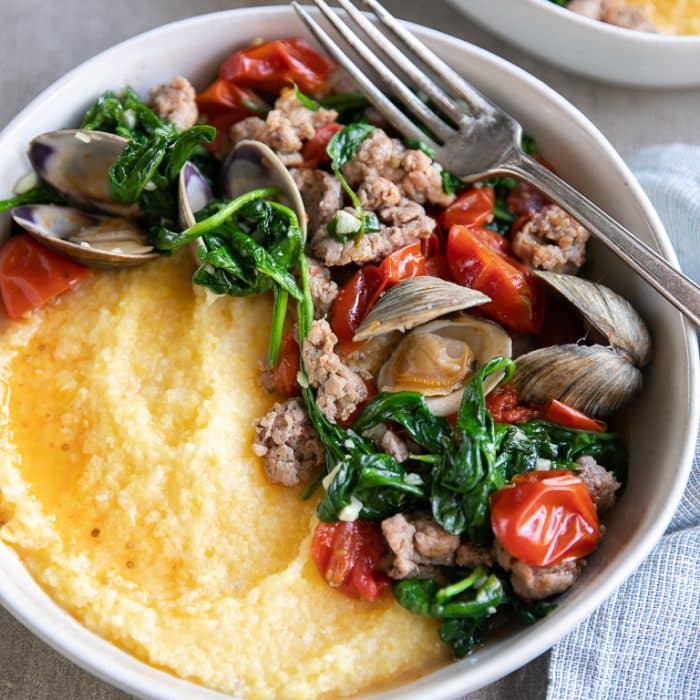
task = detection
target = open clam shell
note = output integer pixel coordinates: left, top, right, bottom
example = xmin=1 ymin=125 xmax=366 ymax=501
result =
xmin=178 ymin=161 xmax=213 ymax=265
xmin=377 ymin=315 xmax=512 ymax=416
xmin=12 ymin=204 xmax=157 ymax=269
xmin=535 ymin=270 xmax=651 ymax=367
xmin=28 ymin=130 xmax=138 ymax=218
xmin=353 ymin=277 xmax=491 ymax=342
xmin=511 ymin=343 xmax=642 ymax=418
xmin=223 ymin=140 xmax=307 ymax=239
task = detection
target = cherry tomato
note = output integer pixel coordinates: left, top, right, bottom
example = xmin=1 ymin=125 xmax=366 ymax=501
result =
xmin=330 ymin=242 xmax=427 ymax=345
xmin=446 ymin=225 xmax=544 ymax=334
xmin=438 ymin=186 xmax=494 ymax=230
xmin=219 ymin=38 xmax=336 ymax=94
xmin=196 ymin=79 xmax=268 ymax=154
xmin=542 ymin=399 xmax=607 ymax=433
xmin=0 ymin=235 xmax=89 ymax=319
xmin=506 ymin=181 xmax=549 ymax=219
xmin=311 ymin=520 xmax=390 ymax=601
xmin=302 ymin=123 xmax=343 ymax=167
xmin=486 ymin=387 xmax=538 ymax=424
xmin=330 ymin=266 xmax=383 ymax=345
xmin=271 ymin=333 xmax=300 ymax=397
xmin=490 ymin=470 xmax=600 ymax=567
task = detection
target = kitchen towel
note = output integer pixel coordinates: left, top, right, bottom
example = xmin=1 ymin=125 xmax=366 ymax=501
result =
xmin=547 ymin=144 xmax=700 ymax=700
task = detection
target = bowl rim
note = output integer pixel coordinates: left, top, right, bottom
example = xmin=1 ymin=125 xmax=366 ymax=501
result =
xmin=0 ymin=6 xmax=697 ymax=700
xmin=526 ymin=0 xmax=700 ymax=43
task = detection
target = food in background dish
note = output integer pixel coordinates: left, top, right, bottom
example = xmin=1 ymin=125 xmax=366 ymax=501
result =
xmin=0 ymin=36 xmax=650 ymax=699
xmin=551 ymin=0 xmax=700 ymax=34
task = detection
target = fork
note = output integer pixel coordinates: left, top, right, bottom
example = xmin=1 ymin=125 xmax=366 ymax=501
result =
xmin=292 ymin=0 xmax=700 ymax=327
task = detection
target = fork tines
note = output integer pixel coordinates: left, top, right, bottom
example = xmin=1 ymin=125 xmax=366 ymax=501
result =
xmin=291 ymin=0 xmax=489 ymax=149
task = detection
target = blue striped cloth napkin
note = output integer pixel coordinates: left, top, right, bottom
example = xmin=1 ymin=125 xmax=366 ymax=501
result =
xmin=547 ymin=145 xmax=700 ymax=700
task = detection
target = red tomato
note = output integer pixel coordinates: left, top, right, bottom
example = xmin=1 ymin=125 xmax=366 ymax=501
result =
xmin=438 ymin=186 xmax=495 ymax=231
xmin=486 ymin=387 xmax=538 ymax=424
xmin=302 ymin=123 xmax=343 ymax=167
xmin=196 ymin=79 xmax=267 ymax=154
xmin=330 ymin=266 xmax=383 ymax=345
xmin=467 ymin=226 xmax=512 ymax=256
xmin=330 ymin=242 xmax=427 ymax=345
xmin=219 ymin=38 xmax=336 ymax=94
xmin=506 ymin=181 xmax=549 ymax=219
xmin=542 ymin=399 xmax=607 ymax=433
xmin=0 ymin=235 xmax=89 ymax=319
xmin=490 ymin=470 xmax=600 ymax=567
xmin=271 ymin=333 xmax=300 ymax=397
xmin=446 ymin=225 xmax=544 ymax=334
xmin=311 ymin=520 xmax=390 ymax=601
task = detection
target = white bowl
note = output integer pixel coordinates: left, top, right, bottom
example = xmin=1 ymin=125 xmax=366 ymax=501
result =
xmin=449 ymin=0 xmax=700 ymax=87
xmin=0 ymin=6 xmax=697 ymax=699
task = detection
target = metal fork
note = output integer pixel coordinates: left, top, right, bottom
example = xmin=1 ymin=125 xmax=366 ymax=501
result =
xmin=292 ymin=0 xmax=700 ymax=327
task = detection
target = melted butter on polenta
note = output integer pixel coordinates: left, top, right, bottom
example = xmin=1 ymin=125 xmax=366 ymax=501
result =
xmin=0 ymin=253 xmax=448 ymax=699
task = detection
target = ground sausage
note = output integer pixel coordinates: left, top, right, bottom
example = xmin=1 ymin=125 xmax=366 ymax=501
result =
xmin=301 ymin=319 xmax=368 ymax=423
xmin=575 ymin=455 xmax=621 ymax=514
xmin=230 ymin=87 xmax=338 ymax=165
xmin=455 ymin=541 xmax=494 ymax=569
xmin=307 ymin=258 xmax=339 ymax=319
xmin=310 ymin=199 xmax=436 ymax=266
xmin=291 ymin=169 xmax=344 ymax=233
xmin=567 ymin=0 xmax=602 ymax=19
xmin=511 ymin=204 xmax=590 ymax=274
xmin=494 ymin=541 xmax=584 ymax=600
xmin=380 ymin=429 xmax=410 ymax=464
xmin=149 ymin=76 xmax=198 ymax=131
xmin=381 ymin=512 xmax=461 ymax=579
xmin=601 ymin=0 xmax=657 ymax=31
xmin=252 ymin=398 xmax=325 ymax=486
xmin=342 ymin=128 xmax=455 ymax=207
xmin=357 ymin=176 xmax=402 ymax=210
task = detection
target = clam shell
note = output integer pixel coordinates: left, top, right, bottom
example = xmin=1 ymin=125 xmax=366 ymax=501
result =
xmin=223 ymin=140 xmax=307 ymax=239
xmin=377 ymin=315 xmax=512 ymax=416
xmin=353 ymin=277 xmax=491 ymax=342
xmin=177 ymin=161 xmax=213 ymax=264
xmin=28 ymin=130 xmax=139 ymax=218
xmin=12 ymin=204 xmax=157 ymax=269
xmin=511 ymin=343 xmax=642 ymax=418
xmin=535 ymin=271 xmax=651 ymax=367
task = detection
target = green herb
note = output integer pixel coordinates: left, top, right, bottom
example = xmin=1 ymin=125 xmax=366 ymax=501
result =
xmin=521 ymin=134 xmax=538 ymax=156
xmin=394 ymin=567 xmax=509 ymax=657
xmin=0 ymin=181 xmax=66 ymax=213
xmin=326 ymin=123 xmax=375 ymax=239
xmin=293 ymin=84 xmax=321 ymax=111
xmin=293 ymin=85 xmax=369 ymax=122
xmin=405 ymin=138 xmax=436 ymax=160
xmin=441 ymin=169 xmax=465 ymax=196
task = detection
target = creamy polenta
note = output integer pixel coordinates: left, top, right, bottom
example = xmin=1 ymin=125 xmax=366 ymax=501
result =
xmin=0 ymin=253 xmax=448 ymax=699
xmin=625 ymin=0 xmax=700 ymax=33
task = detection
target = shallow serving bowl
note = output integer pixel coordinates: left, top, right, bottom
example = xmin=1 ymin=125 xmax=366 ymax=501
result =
xmin=0 ymin=6 xmax=697 ymax=699
xmin=449 ymin=0 xmax=700 ymax=87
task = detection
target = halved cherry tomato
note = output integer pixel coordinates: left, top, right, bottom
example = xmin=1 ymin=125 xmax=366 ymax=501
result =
xmin=219 ymin=38 xmax=336 ymax=94
xmin=467 ymin=225 xmax=512 ymax=256
xmin=0 ymin=235 xmax=89 ymax=319
xmin=311 ymin=520 xmax=390 ymax=601
xmin=438 ymin=186 xmax=495 ymax=231
xmin=271 ymin=333 xmax=300 ymax=397
xmin=542 ymin=399 xmax=607 ymax=433
xmin=490 ymin=470 xmax=600 ymax=567
xmin=196 ymin=79 xmax=268 ymax=154
xmin=302 ymin=122 xmax=343 ymax=167
xmin=446 ymin=225 xmax=543 ymax=334
xmin=486 ymin=387 xmax=538 ymax=424
xmin=330 ymin=265 xmax=383 ymax=345
xmin=330 ymin=242 xmax=427 ymax=346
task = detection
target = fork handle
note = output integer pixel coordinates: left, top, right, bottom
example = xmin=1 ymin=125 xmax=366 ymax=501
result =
xmin=503 ymin=153 xmax=700 ymax=328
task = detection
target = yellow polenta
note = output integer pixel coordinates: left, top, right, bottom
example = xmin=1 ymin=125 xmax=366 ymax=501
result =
xmin=0 ymin=253 xmax=448 ymax=699
xmin=627 ymin=0 xmax=700 ymax=33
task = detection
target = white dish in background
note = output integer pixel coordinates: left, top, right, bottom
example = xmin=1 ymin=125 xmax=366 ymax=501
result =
xmin=0 ymin=5 xmax=697 ymax=699
xmin=449 ymin=0 xmax=700 ymax=86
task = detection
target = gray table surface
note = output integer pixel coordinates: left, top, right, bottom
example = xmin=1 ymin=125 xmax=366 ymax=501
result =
xmin=1 ymin=1 xmax=698 ymax=699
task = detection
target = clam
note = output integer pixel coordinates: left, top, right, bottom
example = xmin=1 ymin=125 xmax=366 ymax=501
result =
xmin=28 ymin=130 xmax=138 ymax=218
xmin=511 ymin=271 xmax=652 ymax=418
xmin=377 ymin=316 xmax=512 ymax=416
xmin=222 ymin=140 xmax=307 ymax=239
xmin=353 ymin=277 xmax=492 ymax=342
xmin=11 ymin=204 xmax=158 ymax=269
xmin=177 ymin=161 xmax=214 ymax=264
